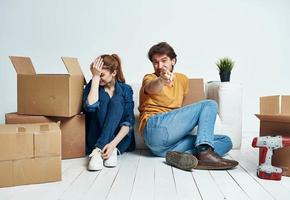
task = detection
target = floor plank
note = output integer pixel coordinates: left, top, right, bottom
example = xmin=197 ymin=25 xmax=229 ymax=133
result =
xmin=230 ymin=150 xmax=290 ymax=200
xmin=59 ymin=162 xmax=101 ymax=200
xmin=226 ymin=164 xmax=273 ymax=200
xmin=154 ymin=157 xmax=178 ymax=200
xmin=82 ymin=153 xmax=127 ymax=200
xmin=106 ymin=151 xmax=140 ymax=200
xmin=192 ymin=170 xmax=224 ymax=200
xmin=209 ymin=169 xmax=250 ymax=200
xmin=130 ymin=150 xmax=155 ymax=200
xmin=172 ymin=167 xmax=202 ymax=200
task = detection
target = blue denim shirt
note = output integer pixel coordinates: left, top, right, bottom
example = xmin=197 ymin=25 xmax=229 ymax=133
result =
xmin=82 ymin=80 xmax=135 ymax=130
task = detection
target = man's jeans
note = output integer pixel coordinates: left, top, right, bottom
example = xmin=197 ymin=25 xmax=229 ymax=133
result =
xmin=143 ymin=100 xmax=233 ymax=157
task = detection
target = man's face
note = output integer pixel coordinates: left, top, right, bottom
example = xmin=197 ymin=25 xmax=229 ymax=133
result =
xmin=151 ymin=54 xmax=176 ymax=76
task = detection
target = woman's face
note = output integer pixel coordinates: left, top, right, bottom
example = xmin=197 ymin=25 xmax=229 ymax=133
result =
xmin=99 ymin=68 xmax=116 ymax=86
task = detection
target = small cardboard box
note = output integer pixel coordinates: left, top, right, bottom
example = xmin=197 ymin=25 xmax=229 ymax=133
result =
xmin=182 ymin=79 xmax=205 ymax=106
xmin=255 ymin=95 xmax=290 ymax=176
xmin=0 ymin=123 xmax=61 ymax=160
xmin=9 ymin=56 xmax=85 ymax=117
xmin=5 ymin=113 xmax=85 ymax=159
xmin=0 ymin=123 xmax=61 ymax=187
xmin=0 ymin=156 xmax=61 ymax=187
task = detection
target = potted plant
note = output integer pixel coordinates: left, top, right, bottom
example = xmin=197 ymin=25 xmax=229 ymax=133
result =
xmin=216 ymin=57 xmax=234 ymax=82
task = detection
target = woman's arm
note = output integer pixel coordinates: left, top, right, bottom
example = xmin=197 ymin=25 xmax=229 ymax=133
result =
xmin=87 ymin=57 xmax=103 ymax=105
xmin=87 ymin=76 xmax=100 ymax=105
xmin=102 ymin=126 xmax=130 ymax=160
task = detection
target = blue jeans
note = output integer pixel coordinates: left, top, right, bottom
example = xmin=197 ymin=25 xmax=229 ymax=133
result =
xmin=143 ymin=100 xmax=233 ymax=157
xmin=85 ymin=92 xmax=134 ymax=154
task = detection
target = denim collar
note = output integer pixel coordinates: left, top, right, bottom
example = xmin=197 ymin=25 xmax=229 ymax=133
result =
xmin=99 ymin=80 xmax=123 ymax=97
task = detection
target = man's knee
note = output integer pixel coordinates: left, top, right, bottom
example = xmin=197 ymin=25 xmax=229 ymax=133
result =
xmin=202 ymin=99 xmax=218 ymax=112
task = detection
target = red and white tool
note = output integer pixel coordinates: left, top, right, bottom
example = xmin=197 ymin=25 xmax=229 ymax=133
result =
xmin=252 ymin=135 xmax=290 ymax=181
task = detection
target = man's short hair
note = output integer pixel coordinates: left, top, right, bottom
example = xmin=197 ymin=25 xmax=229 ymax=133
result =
xmin=148 ymin=42 xmax=177 ymax=62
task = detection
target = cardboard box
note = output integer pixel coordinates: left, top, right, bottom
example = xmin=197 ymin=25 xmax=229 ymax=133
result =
xmin=256 ymin=95 xmax=290 ymax=176
xmin=0 ymin=123 xmax=61 ymax=187
xmin=0 ymin=123 xmax=61 ymax=160
xmin=182 ymin=78 xmax=205 ymax=106
xmin=0 ymin=156 xmax=61 ymax=187
xmin=9 ymin=56 xmax=85 ymax=117
xmin=5 ymin=113 xmax=85 ymax=159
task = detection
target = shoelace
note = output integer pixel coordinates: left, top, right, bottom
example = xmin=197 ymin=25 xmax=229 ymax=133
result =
xmin=89 ymin=148 xmax=102 ymax=158
xmin=116 ymin=148 xmax=121 ymax=155
xmin=89 ymin=148 xmax=121 ymax=158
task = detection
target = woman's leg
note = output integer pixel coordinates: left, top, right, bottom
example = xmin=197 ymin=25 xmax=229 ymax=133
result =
xmin=85 ymin=111 xmax=101 ymax=154
xmin=95 ymin=95 xmax=124 ymax=150
xmin=116 ymin=129 xmax=134 ymax=153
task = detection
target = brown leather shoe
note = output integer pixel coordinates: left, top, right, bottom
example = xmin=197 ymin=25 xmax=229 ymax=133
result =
xmin=166 ymin=151 xmax=198 ymax=171
xmin=195 ymin=148 xmax=238 ymax=170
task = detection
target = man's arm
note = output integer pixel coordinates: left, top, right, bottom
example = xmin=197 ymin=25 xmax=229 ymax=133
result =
xmin=144 ymin=76 xmax=166 ymax=94
xmin=144 ymin=68 xmax=174 ymax=95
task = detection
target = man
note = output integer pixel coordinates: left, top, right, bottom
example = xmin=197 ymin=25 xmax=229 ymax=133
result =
xmin=138 ymin=42 xmax=238 ymax=170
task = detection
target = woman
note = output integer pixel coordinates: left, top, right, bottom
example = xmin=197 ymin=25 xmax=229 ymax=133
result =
xmin=83 ymin=54 xmax=135 ymax=171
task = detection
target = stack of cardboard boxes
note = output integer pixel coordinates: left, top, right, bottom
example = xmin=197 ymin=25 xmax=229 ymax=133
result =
xmin=256 ymin=95 xmax=290 ymax=177
xmin=0 ymin=123 xmax=61 ymax=187
xmin=0 ymin=56 xmax=86 ymax=187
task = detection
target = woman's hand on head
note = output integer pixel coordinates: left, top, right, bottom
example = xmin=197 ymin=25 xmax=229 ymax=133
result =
xmin=90 ymin=56 xmax=103 ymax=78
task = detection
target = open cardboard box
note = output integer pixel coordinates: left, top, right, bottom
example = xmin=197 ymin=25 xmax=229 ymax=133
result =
xmin=9 ymin=56 xmax=85 ymax=117
xmin=255 ymin=95 xmax=290 ymax=176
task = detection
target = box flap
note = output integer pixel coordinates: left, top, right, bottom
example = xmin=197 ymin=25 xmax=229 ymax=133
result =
xmin=260 ymin=95 xmax=280 ymax=114
xmin=61 ymin=57 xmax=82 ymax=75
xmin=61 ymin=57 xmax=86 ymax=84
xmin=282 ymin=95 xmax=290 ymax=114
xmin=9 ymin=56 xmax=36 ymax=75
xmin=255 ymin=114 xmax=290 ymax=123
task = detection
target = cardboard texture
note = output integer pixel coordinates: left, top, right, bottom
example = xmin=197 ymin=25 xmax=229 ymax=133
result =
xmin=182 ymin=78 xmax=205 ymax=106
xmin=256 ymin=95 xmax=290 ymax=176
xmin=0 ymin=123 xmax=61 ymax=187
xmin=0 ymin=125 xmax=34 ymax=161
xmin=0 ymin=161 xmax=13 ymax=187
xmin=51 ymin=115 xmax=85 ymax=159
xmin=5 ymin=113 xmax=85 ymax=159
xmin=13 ymin=157 xmax=61 ymax=186
xmin=9 ymin=56 xmax=85 ymax=117
xmin=34 ymin=124 xmax=61 ymax=157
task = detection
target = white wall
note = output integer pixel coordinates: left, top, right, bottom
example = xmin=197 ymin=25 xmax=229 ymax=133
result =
xmin=1 ymin=0 xmax=290 ymax=133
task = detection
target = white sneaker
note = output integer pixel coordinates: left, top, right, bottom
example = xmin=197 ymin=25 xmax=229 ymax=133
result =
xmin=103 ymin=148 xmax=120 ymax=167
xmin=88 ymin=148 xmax=103 ymax=171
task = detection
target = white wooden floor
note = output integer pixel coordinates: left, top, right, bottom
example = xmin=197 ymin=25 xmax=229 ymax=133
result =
xmin=1 ymin=135 xmax=290 ymax=200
